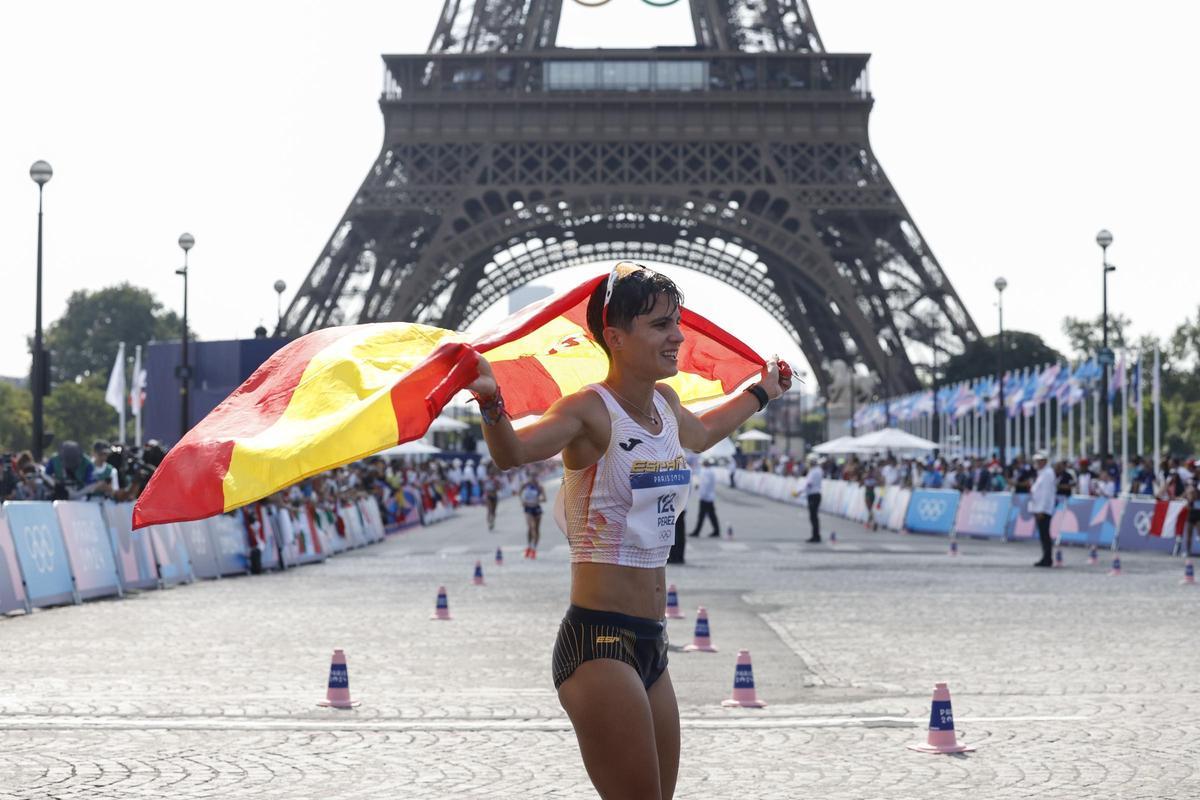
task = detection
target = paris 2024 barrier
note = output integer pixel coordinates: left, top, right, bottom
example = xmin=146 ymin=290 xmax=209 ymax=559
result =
xmin=732 ymin=471 xmax=1196 ymax=555
xmin=0 ymin=498 xmax=390 ymax=616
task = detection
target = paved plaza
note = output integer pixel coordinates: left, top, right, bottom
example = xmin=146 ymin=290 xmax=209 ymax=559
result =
xmin=1 ymin=482 xmax=1197 ymax=799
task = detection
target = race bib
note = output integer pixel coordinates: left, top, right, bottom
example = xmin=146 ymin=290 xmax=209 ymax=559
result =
xmin=627 ymin=469 xmax=691 ymax=550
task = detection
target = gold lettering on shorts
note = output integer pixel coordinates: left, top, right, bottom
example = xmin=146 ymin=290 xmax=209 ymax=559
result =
xmin=595 ymin=635 xmax=621 ymax=644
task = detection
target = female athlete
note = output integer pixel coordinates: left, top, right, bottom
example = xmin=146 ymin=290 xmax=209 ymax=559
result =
xmin=467 ymin=263 xmax=789 ymax=799
xmin=520 ymin=470 xmax=547 ymax=558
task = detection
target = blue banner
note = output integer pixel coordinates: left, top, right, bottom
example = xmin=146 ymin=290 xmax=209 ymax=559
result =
xmin=178 ymin=520 xmax=221 ymax=579
xmin=2 ymin=501 xmax=77 ymax=607
xmin=0 ymin=513 xmax=29 ymax=613
xmin=102 ymin=502 xmax=158 ymax=590
xmin=208 ymin=513 xmax=250 ymax=576
xmin=954 ymin=492 xmax=1012 ymax=538
xmin=1115 ymin=498 xmax=1177 ymax=553
xmin=54 ymin=501 xmax=121 ymax=600
xmin=904 ymin=490 xmax=960 ymax=535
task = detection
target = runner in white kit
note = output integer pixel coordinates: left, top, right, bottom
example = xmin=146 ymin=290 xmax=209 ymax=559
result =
xmin=467 ymin=262 xmax=790 ymax=799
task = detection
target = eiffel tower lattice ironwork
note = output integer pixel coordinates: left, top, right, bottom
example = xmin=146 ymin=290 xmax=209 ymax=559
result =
xmin=281 ymin=0 xmax=979 ymax=393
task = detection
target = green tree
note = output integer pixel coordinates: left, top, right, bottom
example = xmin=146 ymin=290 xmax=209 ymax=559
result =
xmin=40 ymin=283 xmax=185 ymax=384
xmin=1061 ymin=313 xmax=1131 ymax=358
xmin=0 ymin=382 xmax=32 ymax=452
xmin=43 ymin=379 xmax=116 ymax=449
xmin=942 ymin=331 xmax=1063 ymax=384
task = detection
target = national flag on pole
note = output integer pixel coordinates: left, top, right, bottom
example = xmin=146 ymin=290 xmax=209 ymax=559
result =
xmin=1130 ymin=356 xmax=1141 ymax=409
xmin=1109 ymin=353 xmax=1125 ymax=402
xmin=1148 ymin=499 xmax=1187 ymax=537
xmin=132 ymin=272 xmax=766 ymax=528
xmin=129 ymin=360 xmax=147 ymax=417
xmin=104 ymin=342 xmax=126 ymax=414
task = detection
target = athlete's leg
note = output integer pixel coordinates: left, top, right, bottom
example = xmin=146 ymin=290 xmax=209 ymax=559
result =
xmin=647 ymin=670 xmax=681 ymax=800
xmin=532 ymin=513 xmax=542 ymax=551
xmin=558 ymin=660 xmax=662 ymax=799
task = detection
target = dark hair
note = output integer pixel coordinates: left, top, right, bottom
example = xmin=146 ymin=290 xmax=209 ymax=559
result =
xmin=586 ymin=265 xmax=684 ymax=358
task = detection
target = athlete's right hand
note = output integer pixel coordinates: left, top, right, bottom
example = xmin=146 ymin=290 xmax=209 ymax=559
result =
xmin=467 ymin=352 xmax=498 ymax=397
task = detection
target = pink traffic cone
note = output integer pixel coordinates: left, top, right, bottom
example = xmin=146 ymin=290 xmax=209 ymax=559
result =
xmin=473 ymin=560 xmax=485 ymax=586
xmin=1109 ymin=557 xmax=1122 ymax=577
xmin=1182 ymin=559 xmax=1195 ymax=585
xmin=317 ymin=649 xmax=360 ymax=709
xmin=907 ymin=682 xmax=973 ymax=754
xmin=1054 ymin=547 xmax=1064 ymax=568
xmin=721 ymin=649 xmax=767 ymax=708
xmin=665 ymin=584 xmax=685 ymax=619
xmin=683 ymin=607 xmax=718 ymax=652
xmin=495 ymin=547 xmax=503 ymax=566
xmin=1088 ymin=545 xmax=1098 ymax=565
xmin=948 ymin=540 xmax=958 ymax=557
xmin=430 ymin=586 xmax=452 ymax=620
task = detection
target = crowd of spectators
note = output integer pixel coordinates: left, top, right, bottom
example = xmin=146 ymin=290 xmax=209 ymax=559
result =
xmin=744 ymin=451 xmax=1200 ymax=502
xmin=2 ymin=439 xmax=552 ymax=534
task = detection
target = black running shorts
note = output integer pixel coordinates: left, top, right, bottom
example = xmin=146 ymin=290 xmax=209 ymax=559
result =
xmin=552 ymin=605 xmax=668 ymax=690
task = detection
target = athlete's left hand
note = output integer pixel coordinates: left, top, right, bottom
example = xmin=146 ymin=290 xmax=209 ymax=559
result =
xmin=759 ymin=355 xmax=792 ymax=400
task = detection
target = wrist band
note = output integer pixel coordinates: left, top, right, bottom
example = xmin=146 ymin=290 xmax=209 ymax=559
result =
xmin=472 ymin=387 xmax=508 ymax=426
xmin=744 ymin=384 xmax=769 ymax=411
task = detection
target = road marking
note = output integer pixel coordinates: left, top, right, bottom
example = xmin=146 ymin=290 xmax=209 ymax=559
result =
xmin=437 ymin=545 xmax=469 ymax=556
xmin=717 ymin=541 xmax=748 ymax=552
xmin=0 ymin=714 xmax=1091 ymax=733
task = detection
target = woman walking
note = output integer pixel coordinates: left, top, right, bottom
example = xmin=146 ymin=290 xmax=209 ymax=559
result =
xmin=468 ymin=263 xmax=789 ymax=799
xmin=520 ymin=470 xmax=547 ymax=558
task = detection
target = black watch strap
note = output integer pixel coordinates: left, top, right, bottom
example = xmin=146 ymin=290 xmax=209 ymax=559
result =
xmin=745 ymin=384 xmax=769 ymax=411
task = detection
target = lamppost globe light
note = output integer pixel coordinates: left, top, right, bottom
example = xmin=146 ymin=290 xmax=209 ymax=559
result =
xmin=274 ymin=279 xmax=287 ymax=294
xmin=994 ymin=277 xmax=1007 ymax=293
xmin=178 ymin=232 xmax=195 ymax=252
xmin=1096 ymin=229 xmax=1113 ymax=248
xmin=29 ymin=160 xmax=53 ymax=185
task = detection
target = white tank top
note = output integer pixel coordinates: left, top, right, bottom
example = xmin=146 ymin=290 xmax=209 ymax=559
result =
xmin=555 ymin=384 xmax=691 ymax=569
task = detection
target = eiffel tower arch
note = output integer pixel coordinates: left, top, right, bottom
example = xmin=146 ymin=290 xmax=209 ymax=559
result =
xmin=281 ymin=0 xmax=979 ymax=394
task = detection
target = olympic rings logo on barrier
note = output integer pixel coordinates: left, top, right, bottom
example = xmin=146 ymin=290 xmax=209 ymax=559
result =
xmin=1134 ymin=510 xmax=1152 ymax=537
xmin=916 ymin=499 xmax=948 ymax=522
xmin=25 ymin=524 xmax=57 ymax=574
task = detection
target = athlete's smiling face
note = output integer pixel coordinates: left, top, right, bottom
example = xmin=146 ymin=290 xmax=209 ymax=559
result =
xmin=607 ymin=292 xmax=685 ymax=380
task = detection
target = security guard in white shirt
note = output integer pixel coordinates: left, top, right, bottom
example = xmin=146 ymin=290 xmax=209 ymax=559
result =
xmin=1029 ymin=452 xmax=1058 ymax=567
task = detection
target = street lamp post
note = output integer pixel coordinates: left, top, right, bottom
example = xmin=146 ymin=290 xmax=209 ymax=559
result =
xmin=176 ymin=233 xmax=195 ymax=440
xmin=273 ymin=279 xmax=287 ymax=331
xmin=1096 ymin=229 xmax=1115 ymax=457
xmin=995 ymin=277 xmax=1007 ymax=466
xmin=29 ymin=161 xmax=53 ymax=462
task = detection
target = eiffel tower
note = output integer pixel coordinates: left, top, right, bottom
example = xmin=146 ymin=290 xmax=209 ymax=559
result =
xmin=281 ymin=0 xmax=979 ymax=394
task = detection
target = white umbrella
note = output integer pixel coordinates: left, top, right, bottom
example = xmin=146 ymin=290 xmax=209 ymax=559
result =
xmin=377 ymin=439 xmax=442 ymax=457
xmin=811 ymin=435 xmax=865 ymax=455
xmin=735 ymin=429 xmax=773 ymax=442
xmin=428 ymin=415 xmax=469 ymax=432
xmin=699 ymin=438 xmax=736 ymax=459
xmin=852 ymin=427 xmax=937 ymax=452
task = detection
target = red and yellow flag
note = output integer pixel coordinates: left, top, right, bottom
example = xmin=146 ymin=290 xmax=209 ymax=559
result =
xmin=132 ymin=273 xmax=764 ymax=528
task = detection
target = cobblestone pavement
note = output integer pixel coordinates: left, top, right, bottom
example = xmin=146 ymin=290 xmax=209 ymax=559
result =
xmin=2 ymin=481 xmax=1198 ymax=799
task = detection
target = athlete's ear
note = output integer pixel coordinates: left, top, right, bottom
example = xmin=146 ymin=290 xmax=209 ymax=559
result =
xmin=602 ymin=326 xmax=624 ymax=352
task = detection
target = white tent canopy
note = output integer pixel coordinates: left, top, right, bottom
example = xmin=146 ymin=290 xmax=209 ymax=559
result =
xmin=811 ymin=435 xmax=865 ymax=455
xmin=698 ymin=437 xmax=736 ymax=459
xmin=735 ymin=429 xmax=772 ymax=442
xmin=848 ymin=428 xmax=937 ymax=452
xmin=428 ymin=416 xmax=470 ymax=432
xmin=377 ymin=439 xmax=442 ymax=458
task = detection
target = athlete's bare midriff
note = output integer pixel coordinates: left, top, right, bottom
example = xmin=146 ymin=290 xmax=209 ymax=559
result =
xmin=570 ymin=562 xmax=667 ymax=619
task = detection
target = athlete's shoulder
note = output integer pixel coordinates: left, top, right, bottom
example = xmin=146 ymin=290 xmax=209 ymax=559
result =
xmin=654 ymin=382 xmax=682 ymax=406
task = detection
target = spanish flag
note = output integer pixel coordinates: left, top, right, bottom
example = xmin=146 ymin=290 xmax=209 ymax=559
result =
xmin=132 ymin=273 xmax=764 ymax=528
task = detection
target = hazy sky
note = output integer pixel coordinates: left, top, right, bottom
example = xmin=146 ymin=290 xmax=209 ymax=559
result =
xmin=2 ymin=1 xmax=1197 ymax=382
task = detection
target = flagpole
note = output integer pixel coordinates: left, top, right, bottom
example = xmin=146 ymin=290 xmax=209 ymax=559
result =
xmin=118 ymin=342 xmax=127 ymax=445
xmin=1093 ymin=383 xmax=1100 ymax=455
xmin=1121 ymin=353 xmax=1129 ymax=494
xmin=1137 ymin=349 xmax=1144 ymax=458
xmin=1153 ymin=346 xmax=1161 ymax=479
xmin=133 ymin=344 xmax=143 ymax=448
xmin=1067 ymin=390 xmax=1074 ymax=463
